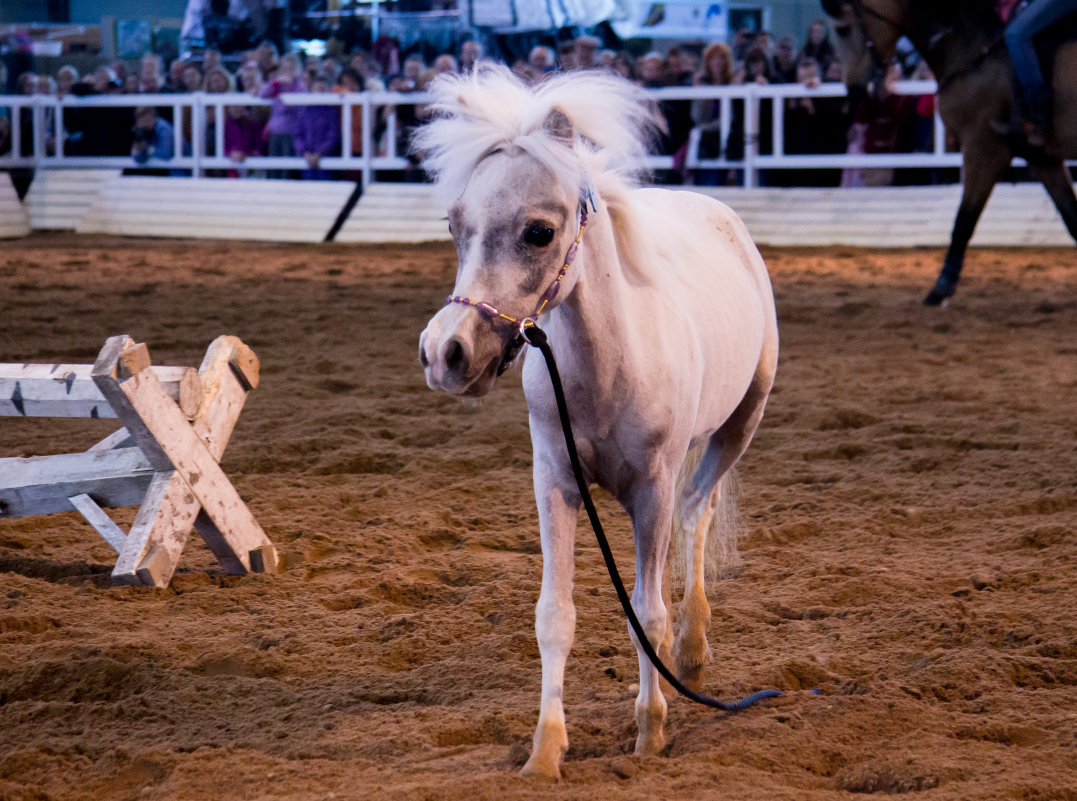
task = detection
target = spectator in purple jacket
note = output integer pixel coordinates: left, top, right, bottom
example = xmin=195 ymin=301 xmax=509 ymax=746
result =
xmin=259 ymin=53 xmax=306 ymax=178
xmin=293 ymin=76 xmax=340 ymax=180
xmin=224 ymin=102 xmax=265 ymax=177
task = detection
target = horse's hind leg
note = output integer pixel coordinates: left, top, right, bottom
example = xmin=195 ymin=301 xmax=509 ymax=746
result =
xmin=1030 ymin=159 xmax=1077 ymax=243
xmin=675 ymin=366 xmax=774 ymax=691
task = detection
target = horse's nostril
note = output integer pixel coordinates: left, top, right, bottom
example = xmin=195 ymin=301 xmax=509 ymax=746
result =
xmin=419 ymin=345 xmax=429 ymax=368
xmin=445 ymin=338 xmax=467 ymax=374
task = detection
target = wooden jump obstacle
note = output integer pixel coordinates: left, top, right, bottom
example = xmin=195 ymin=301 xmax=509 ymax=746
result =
xmin=0 ymin=335 xmax=279 ymax=587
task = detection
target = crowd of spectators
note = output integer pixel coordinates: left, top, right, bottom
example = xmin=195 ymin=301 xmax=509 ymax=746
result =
xmin=0 ymin=20 xmax=947 ymax=188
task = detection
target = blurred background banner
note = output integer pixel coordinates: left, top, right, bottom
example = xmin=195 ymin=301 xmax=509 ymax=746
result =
xmin=613 ymin=2 xmax=728 ymax=40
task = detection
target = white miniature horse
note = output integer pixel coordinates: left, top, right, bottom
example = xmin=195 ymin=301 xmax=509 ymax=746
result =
xmin=417 ymin=66 xmax=778 ymax=780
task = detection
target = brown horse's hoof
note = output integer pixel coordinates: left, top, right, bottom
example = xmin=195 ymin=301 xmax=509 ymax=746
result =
xmin=924 ymin=277 xmax=956 ymax=307
xmin=923 ymin=289 xmax=950 ymax=307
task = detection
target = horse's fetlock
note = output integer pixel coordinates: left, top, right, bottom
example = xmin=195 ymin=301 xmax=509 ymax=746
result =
xmin=633 ymin=699 xmax=668 ymax=757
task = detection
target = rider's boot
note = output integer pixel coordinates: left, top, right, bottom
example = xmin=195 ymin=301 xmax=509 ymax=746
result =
xmin=992 ymin=84 xmax=1051 ymax=158
xmin=1020 ymin=84 xmax=1051 ymax=149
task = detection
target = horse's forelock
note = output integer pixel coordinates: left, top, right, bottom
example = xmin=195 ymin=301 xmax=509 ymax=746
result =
xmin=413 ymin=65 xmax=659 ymax=204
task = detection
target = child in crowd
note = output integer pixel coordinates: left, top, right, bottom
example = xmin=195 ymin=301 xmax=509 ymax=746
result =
xmin=259 ymin=53 xmax=305 ymax=178
xmin=293 ymin=76 xmax=340 ymax=180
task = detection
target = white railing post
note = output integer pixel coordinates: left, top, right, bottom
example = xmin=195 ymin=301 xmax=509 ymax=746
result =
xmin=341 ymin=93 xmax=354 ymax=174
xmin=215 ymin=99 xmax=225 ymax=165
xmin=11 ymin=100 xmax=22 ymax=162
xmin=744 ymin=85 xmax=759 ymax=188
xmin=386 ymin=106 xmax=398 ymax=158
xmin=192 ymin=96 xmax=203 ymax=178
xmin=720 ymin=95 xmax=731 ymax=162
xmin=31 ymin=99 xmax=46 ymax=161
xmin=361 ymin=93 xmax=374 ymax=189
xmin=773 ymin=91 xmax=785 ymax=159
xmin=55 ymin=98 xmax=65 ymax=160
xmin=685 ymin=127 xmax=701 ymax=170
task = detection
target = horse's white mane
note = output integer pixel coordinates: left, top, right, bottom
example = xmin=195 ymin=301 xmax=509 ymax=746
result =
xmin=411 ymin=64 xmax=662 ymax=203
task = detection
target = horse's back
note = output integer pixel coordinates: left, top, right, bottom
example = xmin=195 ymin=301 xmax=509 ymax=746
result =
xmin=632 ymin=187 xmax=775 ymax=329
xmin=627 ymin=187 xmax=777 ymax=432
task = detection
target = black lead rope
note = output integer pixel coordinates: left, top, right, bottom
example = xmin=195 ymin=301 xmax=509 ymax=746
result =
xmin=520 ymin=324 xmax=782 ymax=712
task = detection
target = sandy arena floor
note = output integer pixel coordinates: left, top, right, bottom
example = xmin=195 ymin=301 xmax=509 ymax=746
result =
xmin=0 ymin=234 xmax=1075 ymax=801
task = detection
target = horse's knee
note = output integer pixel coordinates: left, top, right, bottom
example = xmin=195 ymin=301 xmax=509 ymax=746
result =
xmin=628 ymin=603 xmax=668 ymax=654
xmin=535 ymin=595 xmax=575 ymax=650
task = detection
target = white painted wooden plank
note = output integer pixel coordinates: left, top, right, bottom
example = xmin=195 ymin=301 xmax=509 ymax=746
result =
xmin=0 ymin=364 xmax=200 ymax=419
xmin=0 ymin=447 xmax=154 ymax=517
xmin=78 ymin=222 xmax=330 ymax=243
xmin=88 ymin=427 xmax=134 ymax=452
xmin=25 ymin=169 xmax=118 ymax=230
xmin=76 ymin=177 xmax=353 ymax=242
xmin=68 ymin=493 xmax=128 ymax=553
xmin=78 ymin=206 xmax=345 ymax=224
xmin=0 ymin=173 xmax=30 ymax=239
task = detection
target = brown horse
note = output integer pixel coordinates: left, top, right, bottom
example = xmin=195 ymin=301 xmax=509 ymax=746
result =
xmin=822 ymin=0 xmax=1077 ymax=305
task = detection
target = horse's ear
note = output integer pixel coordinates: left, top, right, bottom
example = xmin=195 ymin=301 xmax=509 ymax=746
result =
xmin=543 ymin=106 xmax=574 ymax=143
xmin=820 ymin=0 xmax=846 ymax=18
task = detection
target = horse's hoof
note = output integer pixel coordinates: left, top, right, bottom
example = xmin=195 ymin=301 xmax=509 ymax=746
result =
xmin=520 ymin=755 xmax=561 ymax=781
xmin=923 ymin=284 xmax=955 ymax=307
xmin=633 ymin=729 xmax=666 ymax=758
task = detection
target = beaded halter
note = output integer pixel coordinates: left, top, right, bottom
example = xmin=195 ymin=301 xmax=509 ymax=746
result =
xmin=445 ymin=203 xmax=589 ymax=334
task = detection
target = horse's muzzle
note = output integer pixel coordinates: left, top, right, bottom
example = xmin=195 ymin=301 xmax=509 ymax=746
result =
xmin=419 ymin=308 xmax=505 ymax=397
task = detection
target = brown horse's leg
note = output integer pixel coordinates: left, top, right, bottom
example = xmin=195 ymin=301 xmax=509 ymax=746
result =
xmin=1030 ymin=159 xmax=1077 ymax=243
xmin=924 ymin=141 xmax=1013 ymax=306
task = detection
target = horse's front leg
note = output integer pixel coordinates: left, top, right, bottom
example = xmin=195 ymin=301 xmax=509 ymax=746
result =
xmin=924 ymin=135 xmax=1012 ymax=306
xmin=629 ymin=477 xmax=675 ymax=757
xmin=520 ymin=450 xmax=580 ymax=781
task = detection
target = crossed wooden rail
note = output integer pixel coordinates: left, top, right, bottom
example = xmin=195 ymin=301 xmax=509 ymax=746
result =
xmin=0 ymin=335 xmax=279 ymax=587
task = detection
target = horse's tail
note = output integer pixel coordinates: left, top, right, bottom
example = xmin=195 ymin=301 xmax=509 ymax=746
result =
xmin=671 ymin=444 xmax=743 ymax=592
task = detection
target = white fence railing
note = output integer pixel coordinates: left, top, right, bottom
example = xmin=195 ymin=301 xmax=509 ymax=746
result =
xmin=0 ymin=81 xmax=961 ymax=189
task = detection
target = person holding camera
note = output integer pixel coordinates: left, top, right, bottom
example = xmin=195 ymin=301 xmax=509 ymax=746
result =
xmin=130 ymin=106 xmax=175 ymax=175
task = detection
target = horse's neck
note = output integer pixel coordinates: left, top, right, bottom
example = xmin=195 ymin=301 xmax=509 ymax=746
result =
xmin=545 ymin=210 xmax=632 ymax=381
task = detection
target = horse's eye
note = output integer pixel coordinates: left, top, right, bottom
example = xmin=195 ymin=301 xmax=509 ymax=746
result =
xmin=834 ymin=23 xmax=851 ymax=37
xmin=523 ymin=224 xmax=555 ymax=247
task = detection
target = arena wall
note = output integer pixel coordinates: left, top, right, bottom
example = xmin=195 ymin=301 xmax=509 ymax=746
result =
xmin=10 ymin=171 xmax=1077 ymax=247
